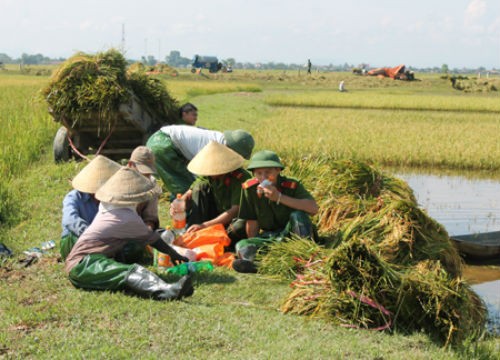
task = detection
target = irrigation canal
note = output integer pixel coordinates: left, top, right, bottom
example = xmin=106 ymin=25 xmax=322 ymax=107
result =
xmin=394 ymin=170 xmax=500 ymax=334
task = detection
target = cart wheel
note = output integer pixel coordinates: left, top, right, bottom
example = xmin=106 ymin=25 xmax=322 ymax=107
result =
xmin=191 ymin=68 xmax=196 ymax=73
xmin=53 ymin=127 xmax=70 ymax=163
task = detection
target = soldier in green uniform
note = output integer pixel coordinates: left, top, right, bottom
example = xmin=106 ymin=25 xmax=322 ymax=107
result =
xmin=233 ymin=150 xmax=319 ymax=273
xmin=172 ymin=141 xmax=252 ymax=244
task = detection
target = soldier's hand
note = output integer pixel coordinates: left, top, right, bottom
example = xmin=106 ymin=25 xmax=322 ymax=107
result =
xmin=262 ymin=185 xmax=280 ymax=202
xmin=187 ymin=224 xmax=205 ymax=233
xmin=169 ymin=251 xmax=189 ymax=265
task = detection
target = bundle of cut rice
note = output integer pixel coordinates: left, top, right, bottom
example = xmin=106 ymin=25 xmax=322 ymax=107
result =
xmin=257 ymin=159 xmax=486 ymax=346
xmin=42 ymin=49 xmax=178 ymax=134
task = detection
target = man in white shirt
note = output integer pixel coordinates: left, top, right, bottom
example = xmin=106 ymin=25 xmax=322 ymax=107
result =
xmin=146 ymin=125 xmax=254 ymax=198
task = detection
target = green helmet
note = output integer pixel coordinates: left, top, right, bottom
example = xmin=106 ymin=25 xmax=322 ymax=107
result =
xmin=247 ymin=150 xmax=284 ymax=170
xmin=224 ymin=130 xmax=255 ymax=160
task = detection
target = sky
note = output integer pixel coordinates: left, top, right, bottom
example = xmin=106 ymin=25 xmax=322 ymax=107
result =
xmin=1 ymin=0 xmax=499 ymax=69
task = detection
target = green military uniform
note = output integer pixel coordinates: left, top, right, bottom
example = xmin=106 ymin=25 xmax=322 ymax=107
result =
xmin=188 ymin=168 xmax=251 ymax=244
xmin=236 ymin=174 xmax=315 ymax=261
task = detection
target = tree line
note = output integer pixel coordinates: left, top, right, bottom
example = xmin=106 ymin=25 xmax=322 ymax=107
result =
xmin=0 ymin=51 xmax=496 ymax=74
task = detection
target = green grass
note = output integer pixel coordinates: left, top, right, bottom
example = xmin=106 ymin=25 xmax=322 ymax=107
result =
xmin=265 ymin=90 xmax=500 ymax=112
xmin=0 ymin=157 xmax=497 ymax=359
xmin=162 ymin=78 xmax=262 ymax=103
xmin=1 ymin=71 xmax=500 ymax=358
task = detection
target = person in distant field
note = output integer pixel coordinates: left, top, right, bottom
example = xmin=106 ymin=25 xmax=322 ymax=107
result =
xmin=174 ymin=141 xmax=252 ymax=244
xmin=60 ymin=155 xmax=121 ymax=260
xmin=232 ymin=150 xmax=319 ymax=273
xmin=64 ymin=167 xmax=193 ymax=301
xmin=339 ymin=81 xmax=346 ymax=92
xmin=179 ymin=103 xmax=198 ymax=126
xmin=146 ymin=125 xmax=254 ymax=199
xmin=307 ymin=59 xmax=312 ymax=75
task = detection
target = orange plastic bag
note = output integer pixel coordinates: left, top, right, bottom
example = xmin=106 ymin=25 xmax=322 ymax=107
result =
xmin=174 ymin=223 xmax=230 ymax=248
xmin=173 ymin=224 xmax=235 ymax=267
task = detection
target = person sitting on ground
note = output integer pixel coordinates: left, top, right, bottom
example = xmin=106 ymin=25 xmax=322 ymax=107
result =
xmin=128 ymin=146 xmax=160 ymax=231
xmin=179 ymin=102 xmax=198 ymax=126
xmin=64 ymin=167 xmax=193 ymax=301
xmin=60 ymin=155 xmax=121 ymax=260
xmin=232 ymin=150 xmax=319 ymax=273
xmin=146 ymin=125 xmax=254 ymax=199
xmin=174 ymin=141 xmax=251 ymax=244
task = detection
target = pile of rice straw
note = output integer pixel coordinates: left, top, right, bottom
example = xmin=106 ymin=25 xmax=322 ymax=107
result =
xmin=42 ymin=49 xmax=178 ymax=134
xmin=258 ymin=159 xmax=487 ymax=346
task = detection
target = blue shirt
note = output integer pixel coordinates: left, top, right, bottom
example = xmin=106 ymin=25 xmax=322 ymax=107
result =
xmin=61 ymin=190 xmax=99 ymax=237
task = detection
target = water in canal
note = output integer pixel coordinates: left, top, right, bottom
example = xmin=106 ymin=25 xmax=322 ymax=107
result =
xmin=390 ymin=169 xmax=500 ymax=334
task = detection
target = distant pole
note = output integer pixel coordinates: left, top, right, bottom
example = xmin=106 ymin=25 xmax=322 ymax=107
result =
xmin=158 ymin=39 xmax=161 ymax=64
xmin=120 ymin=23 xmax=125 ymax=54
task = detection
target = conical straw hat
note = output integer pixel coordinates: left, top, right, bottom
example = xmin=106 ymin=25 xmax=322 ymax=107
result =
xmin=72 ymin=155 xmax=121 ymax=193
xmin=96 ymin=167 xmax=161 ymax=205
xmin=187 ymin=141 xmax=245 ymax=176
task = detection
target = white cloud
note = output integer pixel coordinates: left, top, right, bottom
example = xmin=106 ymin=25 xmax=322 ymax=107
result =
xmin=380 ymin=16 xmax=393 ymax=28
xmin=169 ymin=22 xmax=195 ymax=35
xmin=194 ymin=13 xmax=206 ymax=21
xmin=79 ymin=20 xmax=93 ymax=30
xmin=465 ymin=0 xmax=486 ymax=26
xmin=110 ymin=16 xmax=126 ymax=24
xmin=487 ymin=16 xmax=500 ymax=32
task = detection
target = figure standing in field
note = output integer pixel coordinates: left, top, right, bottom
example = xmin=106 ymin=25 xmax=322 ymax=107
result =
xmin=146 ymin=125 xmax=254 ymax=199
xmin=65 ymin=167 xmax=193 ymax=301
xmin=179 ymin=103 xmax=198 ymax=126
xmin=60 ymin=155 xmax=121 ymax=260
xmin=174 ymin=141 xmax=252 ymax=244
xmin=232 ymin=150 xmax=319 ymax=273
xmin=307 ymin=59 xmax=312 ymax=75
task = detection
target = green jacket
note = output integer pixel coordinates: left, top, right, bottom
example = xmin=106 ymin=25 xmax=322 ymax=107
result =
xmin=191 ymin=168 xmax=251 ymax=213
xmin=239 ymin=174 xmax=313 ymax=232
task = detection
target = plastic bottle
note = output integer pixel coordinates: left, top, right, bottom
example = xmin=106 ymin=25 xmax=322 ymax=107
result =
xmin=257 ymin=178 xmax=273 ymax=198
xmin=171 ymin=193 xmax=186 ymax=230
xmin=154 ymin=249 xmax=173 ymax=268
xmin=166 ymin=261 xmax=214 ymax=276
xmin=160 ymin=228 xmax=176 ymax=244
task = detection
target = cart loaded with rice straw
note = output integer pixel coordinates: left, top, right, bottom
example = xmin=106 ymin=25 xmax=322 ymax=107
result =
xmin=43 ymin=49 xmax=179 ymax=162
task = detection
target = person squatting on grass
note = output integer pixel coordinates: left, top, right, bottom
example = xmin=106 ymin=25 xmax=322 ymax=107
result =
xmin=60 ymin=148 xmax=162 ymax=261
xmin=174 ymin=141 xmax=252 ymax=244
xmin=60 ymin=155 xmax=121 ymax=260
xmin=233 ymin=150 xmax=319 ymax=273
xmin=146 ymin=125 xmax=254 ymax=199
xmin=65 ymin=167 xmax=193 ymax=301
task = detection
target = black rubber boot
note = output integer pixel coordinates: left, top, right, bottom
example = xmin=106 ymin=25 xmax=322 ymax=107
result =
xmin=232 ymin=259 xmax=258 ymax=274
xmin=125 ymin=265 xmax=194 ymax=300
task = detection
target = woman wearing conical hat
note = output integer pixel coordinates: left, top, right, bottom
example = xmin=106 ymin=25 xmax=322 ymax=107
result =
xmin=174 ymin=141 xmax=251 ymax=244
xmin=127 ymin=146 xmax=161 ymax=232
xmin=64 ymin=167 xmax=193 ymax=301
xmin=60 ymin=155 xmax=121 ymax=260
xmin=146 ymin=124 xmax=254 ymax=199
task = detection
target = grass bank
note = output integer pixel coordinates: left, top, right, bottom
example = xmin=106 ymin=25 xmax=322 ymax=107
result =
xmin=1 ymin=71 xmax=499 ymax=358
xmin=1 ymin=155 xmax=497 ymax=359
